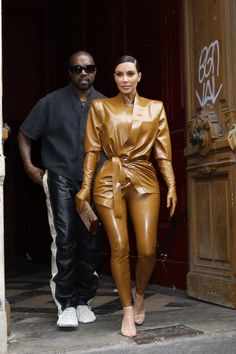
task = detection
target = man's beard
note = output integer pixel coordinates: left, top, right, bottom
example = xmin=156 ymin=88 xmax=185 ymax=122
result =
xmin=74 ymin=78 xmax=92 ymax=91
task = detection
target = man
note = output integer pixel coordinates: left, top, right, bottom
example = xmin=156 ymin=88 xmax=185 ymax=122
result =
xmin=18 ymin=50 xmax=105 ymax=328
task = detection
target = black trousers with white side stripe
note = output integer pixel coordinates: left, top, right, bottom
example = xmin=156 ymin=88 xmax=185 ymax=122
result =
xmin=43 ymin=170 xmax=101 ymax=312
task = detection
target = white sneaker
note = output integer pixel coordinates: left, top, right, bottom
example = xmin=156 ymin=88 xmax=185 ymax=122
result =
xmin=57 ymin=307 xmax=78 ymax=328
xmin=77 ymin=305 xmax=96 ymax=323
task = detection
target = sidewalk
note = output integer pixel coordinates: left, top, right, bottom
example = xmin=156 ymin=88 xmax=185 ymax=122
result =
xmin=5 ymin=260 xmax=236 ymax=354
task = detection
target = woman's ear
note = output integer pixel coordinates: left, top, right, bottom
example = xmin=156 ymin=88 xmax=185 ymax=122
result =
xmin=138 ymin=72 xmax=142 ymax=82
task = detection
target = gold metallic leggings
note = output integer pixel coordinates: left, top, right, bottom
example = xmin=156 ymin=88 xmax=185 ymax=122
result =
xmin=96 ymin=186 xmax=160 ymax=307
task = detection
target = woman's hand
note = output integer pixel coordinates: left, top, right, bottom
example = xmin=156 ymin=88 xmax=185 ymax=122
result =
xmin=157 ymin=159 xmax=177 ymax=218
xmin=75 ymin=188 xmax=90 ymax=214
xmin=167 ymin=187 xmax=177 ymax=218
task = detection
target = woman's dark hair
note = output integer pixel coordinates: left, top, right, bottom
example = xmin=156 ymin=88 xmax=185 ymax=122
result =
xmin=113 ymin=55 xmax=141 ymax=73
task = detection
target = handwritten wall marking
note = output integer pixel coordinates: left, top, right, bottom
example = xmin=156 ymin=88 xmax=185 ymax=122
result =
xmin=195 ymin=40 xmax=223 ymax=107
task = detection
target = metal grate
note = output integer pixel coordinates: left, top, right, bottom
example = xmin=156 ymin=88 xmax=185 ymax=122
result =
xmin=132 ymin=324 xmax=204 ymax=345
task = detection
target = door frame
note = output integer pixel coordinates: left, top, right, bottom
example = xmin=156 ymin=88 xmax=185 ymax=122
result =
xmin=0 ymin=0 xmax=8 ymax=350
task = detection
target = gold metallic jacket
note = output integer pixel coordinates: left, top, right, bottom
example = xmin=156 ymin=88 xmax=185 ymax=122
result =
xmin=84 ymin=93 xmax=172 ymax=216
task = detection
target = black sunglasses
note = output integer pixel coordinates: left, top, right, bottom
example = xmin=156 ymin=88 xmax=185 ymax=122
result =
xmin=69 ymin=65 xmax=96 ymax=74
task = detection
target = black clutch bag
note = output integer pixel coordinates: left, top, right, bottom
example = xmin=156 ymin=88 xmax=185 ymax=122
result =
xmin=78 ymin=201 xmax=99 ymax=235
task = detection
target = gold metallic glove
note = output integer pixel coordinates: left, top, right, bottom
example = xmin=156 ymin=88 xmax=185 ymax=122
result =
xmin=75 ymin=151 xmax=99 ymax=213
xmin=157 ymin=159 xmax=177 ymax=217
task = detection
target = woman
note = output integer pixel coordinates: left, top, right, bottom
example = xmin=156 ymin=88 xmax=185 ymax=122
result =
xmin=76 ymin=55 xmax=177 ymax=337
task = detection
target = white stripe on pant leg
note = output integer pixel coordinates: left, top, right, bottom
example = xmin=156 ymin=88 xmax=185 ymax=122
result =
xmin=42 ymin=171 xmax=62 ymax=315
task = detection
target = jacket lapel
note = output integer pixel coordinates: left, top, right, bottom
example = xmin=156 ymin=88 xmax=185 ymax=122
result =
xmin=121 ymin=94 xmax=144 ymax=150
xmin=110 ymin=94 xmax=133 ymax=146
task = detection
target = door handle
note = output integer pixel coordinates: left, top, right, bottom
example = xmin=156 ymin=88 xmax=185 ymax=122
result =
xmin=190 ymin=131 xmax=202 ymax=145
xmin=2 ymin=123 xmax=10 ymax=142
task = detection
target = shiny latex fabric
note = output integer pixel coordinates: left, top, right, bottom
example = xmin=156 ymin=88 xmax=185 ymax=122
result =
xmin=80 ymin=93 xmax=173 ymax=216
xmin=157 ymin=159 xmax=177 ymax=217
xmin=96 ymin=185 xmax=160 ymax=307
xmin=76 ymin=93 xmax=176 ymax=307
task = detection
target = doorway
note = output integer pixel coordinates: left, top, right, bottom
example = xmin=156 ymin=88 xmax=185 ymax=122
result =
xmin=2 ymin=0 xmax=187 ymax=290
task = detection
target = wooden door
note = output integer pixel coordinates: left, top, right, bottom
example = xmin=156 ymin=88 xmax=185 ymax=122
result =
xmin=184 ymin=0 xmax=236 ymax=307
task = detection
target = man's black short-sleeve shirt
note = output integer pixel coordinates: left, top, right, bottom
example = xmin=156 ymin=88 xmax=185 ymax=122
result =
xmin=20 ymin=83 xmax=105 ymax=180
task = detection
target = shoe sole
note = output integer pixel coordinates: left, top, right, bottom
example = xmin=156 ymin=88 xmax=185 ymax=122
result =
xmin=78 ymin=319 xmax=96 ymax=324
xmin=57 ymin=323 xmax=78 ymax=328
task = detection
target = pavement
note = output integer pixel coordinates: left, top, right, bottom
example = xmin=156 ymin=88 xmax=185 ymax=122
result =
xmin=5 ymin=259 xmax=236 ymax=354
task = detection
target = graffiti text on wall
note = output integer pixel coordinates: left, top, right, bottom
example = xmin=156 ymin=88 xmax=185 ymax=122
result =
xmin=195 ymin=40 xmax=223 ymax=108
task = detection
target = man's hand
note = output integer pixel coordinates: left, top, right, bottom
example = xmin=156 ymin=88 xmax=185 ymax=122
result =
xmin=25 ymin=165 xmax=44 ymax=185
xmin=75 ymin=188 xmax=90 ymax=214
xmin=17 ymin=131 xmax=44 ymax=185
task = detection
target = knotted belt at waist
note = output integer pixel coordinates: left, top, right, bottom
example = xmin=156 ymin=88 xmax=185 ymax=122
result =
xmin=111 ymin=156 xmax=148 ymax=218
